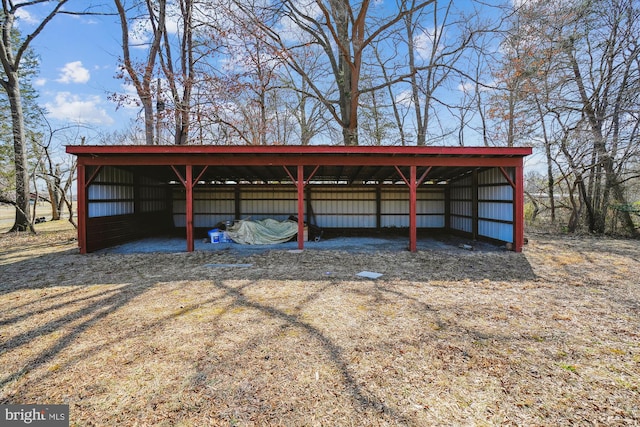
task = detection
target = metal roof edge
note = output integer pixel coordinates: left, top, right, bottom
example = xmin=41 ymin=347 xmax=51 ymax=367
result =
xmin=66 ymin=144 xmax=533 ymax=157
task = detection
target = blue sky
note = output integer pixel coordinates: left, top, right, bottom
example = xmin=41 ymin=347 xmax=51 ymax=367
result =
xmin=13 ymin=0 xmax=547 ymax=172
xmin=18 ymin=5 xmax=137 ymax=135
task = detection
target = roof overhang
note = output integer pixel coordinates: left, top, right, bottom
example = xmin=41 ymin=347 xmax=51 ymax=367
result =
xmin=66 ymin=145 xmax=533 ymax=184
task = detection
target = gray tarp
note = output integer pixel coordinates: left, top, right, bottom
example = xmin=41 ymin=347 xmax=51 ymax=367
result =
xmin=226 ymin=219 xmax=299 ymax=245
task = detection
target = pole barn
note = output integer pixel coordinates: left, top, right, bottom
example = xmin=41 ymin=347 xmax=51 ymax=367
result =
xmin=66 ymin=145 xmax=532 ymax=254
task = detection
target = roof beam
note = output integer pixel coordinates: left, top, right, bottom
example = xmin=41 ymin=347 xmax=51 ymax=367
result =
xmin=76 ymin=155 xmax=526 ymax=169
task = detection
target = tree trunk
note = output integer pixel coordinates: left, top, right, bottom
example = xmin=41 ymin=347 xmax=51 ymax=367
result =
xmin=7 ymin=82 xmax=32 ymax=232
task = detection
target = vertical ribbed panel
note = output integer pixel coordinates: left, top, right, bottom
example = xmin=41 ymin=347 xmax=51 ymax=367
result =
xmin=171 ymin=185 xmax=446 ymax=229
xmin=87 ymin=167 xmax=135 ymax=218
xmin=139 ymin=174 xmax=167 ymax=213
xmin=476 ymin=168 xmax=514 ymax=242
xmin=448 ymin=173 xmax=473 ymax=233
xmin=312 ymin=188 xmax=376 ymax=227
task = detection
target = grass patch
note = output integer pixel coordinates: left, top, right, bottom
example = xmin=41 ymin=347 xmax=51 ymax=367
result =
xmin=1 ymin=227 xmax=639 ymax=425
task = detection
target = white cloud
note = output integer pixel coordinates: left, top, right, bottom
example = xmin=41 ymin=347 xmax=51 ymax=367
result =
xmin=45 ymin=92 xmax=114 ymax=125
xmin=14 ymin=9 xmax=38 ymax=25
xmin=414 ymin=28 xmax=439 ymax=60
xmin=57 ymin=61 xmax=90 ymax=84
xmin=457 ymin=81 xmax=475 ymax=94
xmin=34 ymin=78 xmax=47 ymax=87
xmin=394 ymin=89 xmax=414 ymax=108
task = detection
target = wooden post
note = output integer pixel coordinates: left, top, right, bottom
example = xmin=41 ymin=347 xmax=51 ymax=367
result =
xmin=77 ymin=163 xmax=87 ymax=254
xmin=409 ymin=165 xmax=417 ymax=252
xmin=297 ymin=165 xmax=305 ymax=250
xmin=376 ymin=184 xmax=382 ymax=229
xmin=472 ymin=169 xmax=478 ymax=240
xmin=514 ymin=163 xmax=525 ymax=252
xmin=186 ymin=165 xmax=194 ymax=252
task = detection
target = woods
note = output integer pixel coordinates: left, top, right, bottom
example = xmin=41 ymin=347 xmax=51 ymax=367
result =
xmin=1 ymin=0 xmax=639 ymax=235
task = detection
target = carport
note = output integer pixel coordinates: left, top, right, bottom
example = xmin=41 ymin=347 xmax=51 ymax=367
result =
xmin=66 ymin=145 xmax=532 ymax=254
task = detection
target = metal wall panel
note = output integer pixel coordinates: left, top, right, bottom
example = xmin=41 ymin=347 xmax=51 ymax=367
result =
xmin=307 ymin=187 xmax=375 ymax=228
xmin=450 ymin=216 xmax=472 ymax=232
xmin=171 ymin=185 xmax=446 ymax=229
xmin=173 ymin=187 xmax=237 ymax=227
xmin=478 ymin=202 xmax=513 ymax=222
xmin=477 ymin=168 xmax=514 ymax=242
xmin=88 ymin=201 xmax=134 ymax=217
xmin=477 ymin=167 xmax=510 ymax=185
xmin=87 ymin=167 xmax=170 ymax=218
xmin=87 ymin=167 xmax=135 ymax=218
xmin=478 ymin=220 xmax=512 ymax=242
xmin=139 ymin=175 xmax=168 ymax=213
xmin=450 ymin=186 xmax=472 ymax=200
xmin=478 ymin=185 xmax=512 ymax=200
xmin=449 ymin=173 xmax=473 ymax=234
xmin=450 ymin=200 xmax=472 ymax=216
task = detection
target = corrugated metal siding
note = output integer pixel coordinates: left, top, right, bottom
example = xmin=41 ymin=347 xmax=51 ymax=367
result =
xmin=87 ymin=167 xmax=169 ymax=218
xmin=172 ymin=185 xmax=446 ymax=229
xmin=312 ymin=188 xmax=377 ymax=228
xmin=87 ymin=167 xmax=135 ymax=218
xmin=447 ymin=168 xmax=515 ymax=244
xmin=85 ymin=167 xmax=172 ymax=251
xmin=241 ymin=188 xmax=298 ymax=221
xmin=173 ymin=187 xmax=237 ymax=228
xmin=478 ymin=202 xmax=513 ymax=222
xmin=139 ymin=175 xmax=169 ymax=213
xmin=478 ymin=220 xmax=513 ymax=242
xmin=477 ymin=168 xmax=514 ymax=242
xmin=449 ymin=174 xmax=473 ymax=233
xmin=379 ymin=188 xmax=445 ymax=227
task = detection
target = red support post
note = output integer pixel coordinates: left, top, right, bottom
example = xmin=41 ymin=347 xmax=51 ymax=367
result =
xmin=76 ymin=163 xmax=87 ymax=254
xmin=297 ymin=165 xmax=305 ymax=250
xmin=409 ymin=166 xmax=417 ymax=252
xmin=186 ymin=165 xmax=194 ymax=252
xmin=514 ymin=163 xmax=525 ymax=252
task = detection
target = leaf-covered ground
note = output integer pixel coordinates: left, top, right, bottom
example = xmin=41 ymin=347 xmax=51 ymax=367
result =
xmin=1 ymin=224 xmax=638 ymax=426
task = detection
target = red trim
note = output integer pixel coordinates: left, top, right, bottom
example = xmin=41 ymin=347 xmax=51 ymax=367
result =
xmin=409 ymin=166 xmax=417 ymax=252
xmin=283 ymin=166 xmax=296 ymax=183
xmin=77 ymin=164 xmax=87 ymax=254
xmin=514 ymin=163 xmax=525 ymax=252
xmin=186 ymin=165 xmax=194 ymax=252
xmin=171 ymin=165 xmax=186 ymax=186
xmin=73 ymin=155 xmax=526 ymax=168
xmin=305 ymin=165 xmax=321 ymax=185
xmin=85 ymin=165 xmax=103 ymax=188
xmin=417 ymin=167 xmax=432 ymax=186
xmin=499 ymin=166 xmax=516 ymax=189
xmin=297 ymin=165 xmax=305 ymax=250
xmin=67 ymin=144 xmax=532 ymax=157
xmin=68 ymin=145 xmax=532 ymax=253
xmin=193 ymin=166 xmax=209 ymax=184
xmin=393 ymin=165 xmax=410 ymax=186
xmin=393 ymin=165 xmax=429 ymax=252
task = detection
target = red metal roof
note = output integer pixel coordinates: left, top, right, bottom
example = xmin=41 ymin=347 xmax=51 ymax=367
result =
xmin=67 ymin=144 xmax=532 ymax=156
xmin=67 ymin=145 xmax=532 ymax=185
xmin=69 ymin=145 xmax=532 ymax=253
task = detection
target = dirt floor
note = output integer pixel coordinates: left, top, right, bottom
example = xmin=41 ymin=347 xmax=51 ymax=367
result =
xmin=1 ymin=221 xmax=639 ymax=426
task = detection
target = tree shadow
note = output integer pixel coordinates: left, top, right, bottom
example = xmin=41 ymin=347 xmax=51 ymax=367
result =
xmin=1 ymin=238 xmax=540 ymax=423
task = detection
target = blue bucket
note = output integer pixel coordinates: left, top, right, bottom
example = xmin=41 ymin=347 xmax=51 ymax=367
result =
xmin=208 ymin=229 xmax=220 ymax=243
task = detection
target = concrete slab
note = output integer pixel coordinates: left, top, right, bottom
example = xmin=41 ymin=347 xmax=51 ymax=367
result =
xmin=97 ymin=233 xmax=505 ymax=255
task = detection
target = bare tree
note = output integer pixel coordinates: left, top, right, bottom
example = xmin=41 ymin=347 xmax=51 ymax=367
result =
xmin=0 ymin=1 xmax=87 ymax=232
xmin=233 ymin=0 xmax=435 ymax=146
xmin=499 ymin=0 xmax=640 ymax=235
xmin=31 ymin=118 xmax=80 ymax=227
xmin=403 ymin=0 xmax=471 ymax=146
xmin=157 ymin=0 xmax=195 ymax=145
xmin=114 ymin=0 xmax=166 ymax=145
